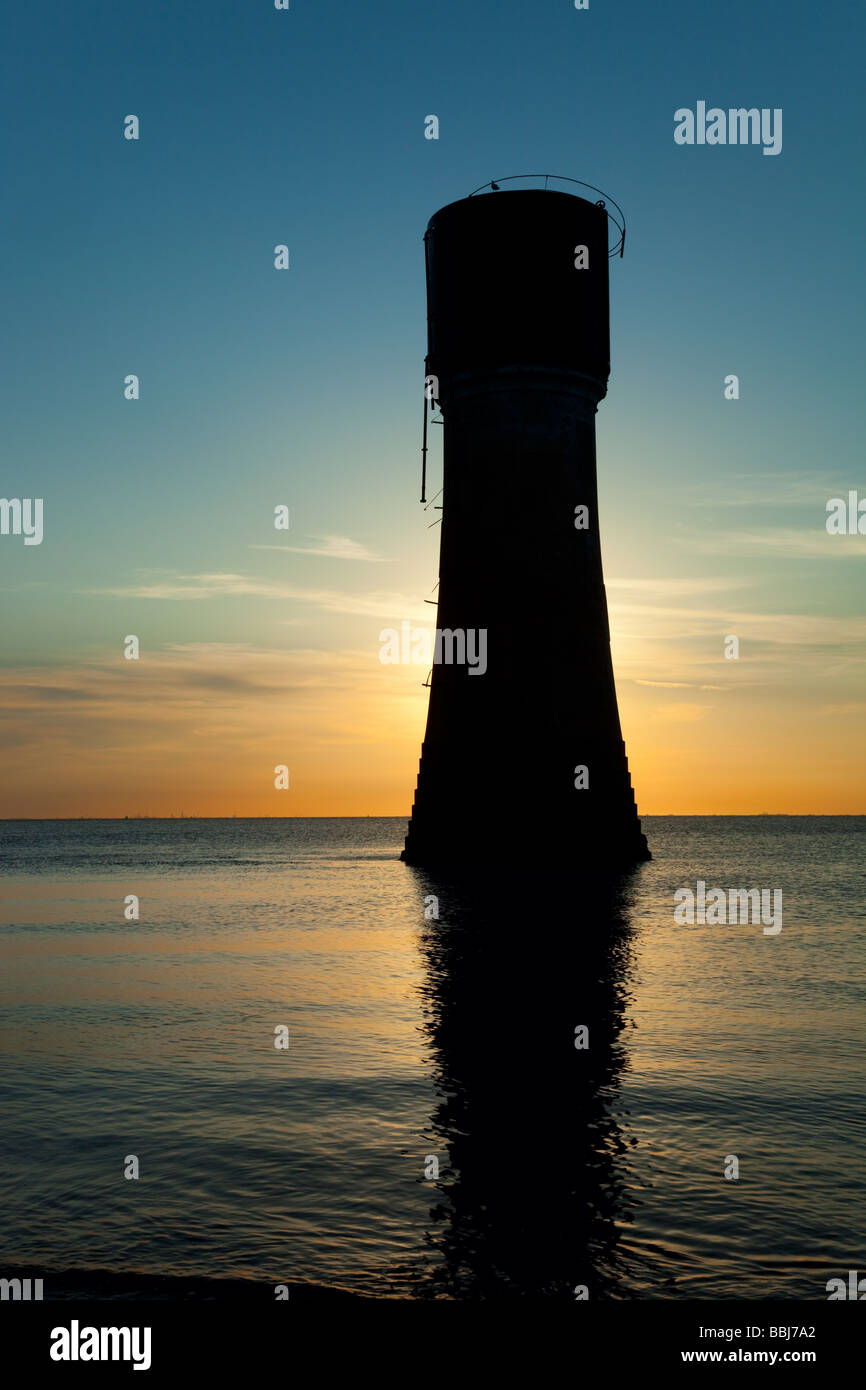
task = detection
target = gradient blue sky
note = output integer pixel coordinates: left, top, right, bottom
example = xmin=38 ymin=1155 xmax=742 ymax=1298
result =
xmin=2 ymin=0 xmax=864 ymax=815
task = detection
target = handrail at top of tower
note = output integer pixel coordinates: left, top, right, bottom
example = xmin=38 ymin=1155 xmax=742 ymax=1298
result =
xmin=466 ymin=174 xmax=626 ymax=257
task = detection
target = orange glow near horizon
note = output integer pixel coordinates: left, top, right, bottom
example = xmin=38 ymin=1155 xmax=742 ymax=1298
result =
xmin=0 ymin=627 xmax=863 ymax=817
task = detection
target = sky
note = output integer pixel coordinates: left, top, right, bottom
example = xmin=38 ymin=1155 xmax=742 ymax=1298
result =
xmin=1 ymin=0 xmax=864 ymax=816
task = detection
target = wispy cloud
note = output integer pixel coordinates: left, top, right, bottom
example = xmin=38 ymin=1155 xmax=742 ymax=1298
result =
xmin=676 ymin=529 xmax=864 ymax=558
xmin=607 ymin=576 xmax=751 ymax=596
xmin=88 ymin=573 xmax=293 ymax=600
xmin=677 ymin=473 xmax=850 ymax=509
xmin=610 ymin=598 xmax=866 ymax=697
xmin=85 ymin=571 xmax=431 ymax=620
xmin=635 ymin=679 xmax=725 ymax=690
xmin=610 ymin=601 xmax=866 ymax=646
xmin=284 ymin=590 xmax=432 ymax=620
xmin=252 ymin=534 xmax=389 ymax=562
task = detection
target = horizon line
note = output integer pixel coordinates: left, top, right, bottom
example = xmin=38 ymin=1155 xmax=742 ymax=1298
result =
xmin=1 ymin=813 xmax=864 ymax=823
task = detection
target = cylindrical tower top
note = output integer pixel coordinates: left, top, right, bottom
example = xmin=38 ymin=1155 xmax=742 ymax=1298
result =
xmin=425 ymin=190 xmax=610 ymax=405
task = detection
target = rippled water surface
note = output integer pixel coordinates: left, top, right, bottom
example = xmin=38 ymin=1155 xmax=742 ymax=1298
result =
xmin=0 ymin=816 xmax=863 ymax=1299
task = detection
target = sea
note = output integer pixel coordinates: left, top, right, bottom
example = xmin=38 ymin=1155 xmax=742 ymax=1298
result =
xmin=0 ymin=816 xmax=863 ymax=1301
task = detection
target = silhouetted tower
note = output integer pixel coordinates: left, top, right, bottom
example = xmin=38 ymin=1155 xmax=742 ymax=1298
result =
xmin=402 ymin=184 xmax=650 ymax=869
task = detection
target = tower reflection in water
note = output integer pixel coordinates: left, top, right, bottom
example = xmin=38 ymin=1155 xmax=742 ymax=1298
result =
xmin=405 ymin=869 xmax=645 ymax=1300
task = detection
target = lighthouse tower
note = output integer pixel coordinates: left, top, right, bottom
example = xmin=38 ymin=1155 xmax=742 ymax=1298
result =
xmin=402 ymin=185 xmax=649 ymax=870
